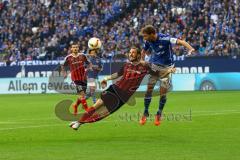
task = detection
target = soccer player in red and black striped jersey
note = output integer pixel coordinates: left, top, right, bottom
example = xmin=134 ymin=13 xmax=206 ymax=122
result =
xmin=69 ymin=47 xmax=153 ymax=130
xmin=61 ymin=42 xmax=91 ymax=115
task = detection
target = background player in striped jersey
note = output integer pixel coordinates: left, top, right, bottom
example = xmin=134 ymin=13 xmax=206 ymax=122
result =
xmin=140 ymin=25 xmax=195 ymax=126
xmin=86 ymin=49 xmax=103 ymax=104
xmin=69 ymin=47 xmax=174 ymax=130
xmin=61 ymin=42 xmax=91 ymax=115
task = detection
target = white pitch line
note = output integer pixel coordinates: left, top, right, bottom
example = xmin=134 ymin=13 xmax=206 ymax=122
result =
xmin=0 ymin=121 xmax=119 ymax=131
xmin=0 ymin=110 xmax=240 ymax=131
xmin=0 ymin=124 xmax=63 ymax=131
xmin=191 ymin=109 xmax=239 ymax=113
xmin=192 ymin=111 xmax=240 ymax=117
xmin=2 ymin=109 xmax=239 ymax=122
xmin=0 ymin=117 xmax=58 ymax=122
xmin=0 ymin=121 xmax=22 ymax=124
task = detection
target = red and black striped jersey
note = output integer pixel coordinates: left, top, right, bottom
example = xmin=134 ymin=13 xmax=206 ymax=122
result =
xmin=63 ymin=53 xmax=89 ymax=82
xmin=114 ymin=62 xmax=149 ymax=102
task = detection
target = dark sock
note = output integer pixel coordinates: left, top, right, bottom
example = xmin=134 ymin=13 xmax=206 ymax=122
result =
xmin=157 ymin=96 xmax=167 ymax=116
xmin=144 ymin=97 xmax=151 ymax=115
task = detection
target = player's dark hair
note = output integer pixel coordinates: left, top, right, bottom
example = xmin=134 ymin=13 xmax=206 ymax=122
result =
xmin=70 ymin=40 xmax=78 ymax=46
xmin=140 ymin=25 xmax=156 ymax=35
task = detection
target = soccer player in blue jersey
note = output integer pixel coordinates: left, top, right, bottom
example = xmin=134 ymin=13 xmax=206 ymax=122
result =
xmin=139 ymin=25 xmax=195 ymax=126
xmin=86 ymin=49 xmax=103 ymax=104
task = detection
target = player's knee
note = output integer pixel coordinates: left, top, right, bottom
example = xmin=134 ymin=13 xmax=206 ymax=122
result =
xmin=147 ymin=83 xmax=155 ymax=89
xmin=160 ymin=87 xmax=168 ymax=95
xmin=145 ymin=87 xmax=154 ymax=97
xmin=145 ymin=91 xmax=153 ymax=98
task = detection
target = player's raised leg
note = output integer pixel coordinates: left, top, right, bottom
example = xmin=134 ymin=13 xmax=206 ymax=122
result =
xmin=70 ymin=98 xmax=107 ymax=130
xmin=70 ymin=85 xmax=123 ymax=130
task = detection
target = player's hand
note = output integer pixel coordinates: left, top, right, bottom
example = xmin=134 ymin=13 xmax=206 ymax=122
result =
xmin=140 ymin=60 xmax=148 ymax=66
xmin=161 ymin=67 xmax=176 ymax=78
xmin=186 ymin=49 xmax=195 ymax=57
xmin=101 ymin=79 xmax=107 ymax=89
xmin=169 ymin=67 xmax=176 ymax=73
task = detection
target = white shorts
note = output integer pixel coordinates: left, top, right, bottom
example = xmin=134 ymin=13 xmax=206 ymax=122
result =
xmin=148 ymin=63 xmax=174 ymax=91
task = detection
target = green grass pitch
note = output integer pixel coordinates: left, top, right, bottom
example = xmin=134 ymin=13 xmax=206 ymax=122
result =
xmin=0 ymin=91 xmax=240 ymax=160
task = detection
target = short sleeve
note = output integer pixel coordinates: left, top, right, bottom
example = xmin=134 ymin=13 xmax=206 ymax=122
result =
xmin=160 ymin=33 xmax=178 ymax=45
xmin=170 ymin=38 xmax=178 ymax=44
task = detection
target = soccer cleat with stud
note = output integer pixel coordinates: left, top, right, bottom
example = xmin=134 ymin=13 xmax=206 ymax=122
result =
xmin=139 ymin=112 xmax=149 ymax=125
xmin=139 ymin=115 xmax=147 ymax=125
xmin=154 ymin=114 xmax=161 ymax=126
xmin=69 ymin=121 xmax=81 ymax=130
xmin=69 ymin=121 xmax=77 ymax=127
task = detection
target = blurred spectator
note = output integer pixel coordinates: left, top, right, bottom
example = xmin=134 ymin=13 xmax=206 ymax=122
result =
xmin=0 ymin=0 xmax=239 ymax=64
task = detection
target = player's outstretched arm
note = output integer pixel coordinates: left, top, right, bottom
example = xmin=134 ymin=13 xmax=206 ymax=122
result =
xmin=101 ymin=73 xmax=120 ymax=89
xmin=101 ymin=63 xmax=125 ymax=88
xmin=176 ymin=39 xmax=195 ymax=56
xmin=104 ymin=73 xmax=120 ymax=81
xmin=141 ymin=49 xmax=150 ymax=61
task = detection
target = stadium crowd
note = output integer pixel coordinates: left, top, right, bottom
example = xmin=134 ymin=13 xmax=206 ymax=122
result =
xmin=0 ymin=0 xmax=239 ymax=64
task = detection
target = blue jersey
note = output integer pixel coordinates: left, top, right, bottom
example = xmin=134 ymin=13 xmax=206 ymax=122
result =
xmin=143 ymin=33 xmax=177 ymax=66
xmin=87 ymin=55 xmax=102 ymax=79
